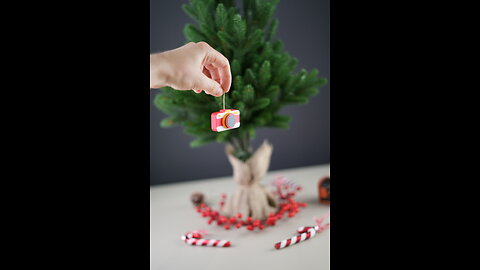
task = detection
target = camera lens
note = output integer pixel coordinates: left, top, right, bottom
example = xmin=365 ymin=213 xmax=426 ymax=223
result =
xmin=225 ymin=114 xmax=236 ymax=128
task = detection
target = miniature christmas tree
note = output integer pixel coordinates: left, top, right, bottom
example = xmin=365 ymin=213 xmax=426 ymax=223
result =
xmin=154 ymin=0 xmax=327 ymax=220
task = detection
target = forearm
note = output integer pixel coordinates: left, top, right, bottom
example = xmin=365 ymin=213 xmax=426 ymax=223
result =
xmin=150 ymin=52 xmax=172 ymax=89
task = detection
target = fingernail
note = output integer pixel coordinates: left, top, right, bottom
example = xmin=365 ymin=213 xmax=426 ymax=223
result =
xmin=216 ymin=87 xmax=223 ymax=96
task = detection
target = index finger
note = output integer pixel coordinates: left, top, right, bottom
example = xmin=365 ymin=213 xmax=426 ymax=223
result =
xmin=203 ymin=49 xmax=231 ymax=93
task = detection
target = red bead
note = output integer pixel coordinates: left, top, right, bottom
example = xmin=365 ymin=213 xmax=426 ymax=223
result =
xmin=219 ymin=201 xmax=225 ymax=206
xmin=246 ymin=225 xmax=254 ymax=231
xmin=259 ymin=224 xmax=265 ymax=230
xmin=247 ymin=217 xmax=252 ymax=223
xmin=288 ymin=212 xmax=295 ymax=218
xmin=266 ymin=217 xmax=276 ymax=225
xmin=235 ymin=222 xmax=242 ymax=229
xmin=207 ymin=218 xmax=213 ymax=224
xmin=253 ymin=220 xmax=261 ymax=227
xmin=236 ymin=213 xmax=242 ymax=218
xmin=221 ymin=193 xmax=227 ymax=199
xmin=200 ymin=203 xmax=206 ymax=208
xmin=296 ymin=186 xmax=302 ymax=191
xmin=224 ymin=225 xmax=230 ymax=230
xmin=195 ymin=207 xmax=201 ymax=213
xmin=229 ymin=217 xmax=236 ymax=224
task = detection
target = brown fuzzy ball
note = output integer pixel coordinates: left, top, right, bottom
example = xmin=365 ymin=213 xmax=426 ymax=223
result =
xmin=191 ymin=192 xmax=204 ymax=206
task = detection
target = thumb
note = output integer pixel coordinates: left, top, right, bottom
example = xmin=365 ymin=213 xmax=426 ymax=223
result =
xmin=192 ymin=74 xmax=224 ymax=97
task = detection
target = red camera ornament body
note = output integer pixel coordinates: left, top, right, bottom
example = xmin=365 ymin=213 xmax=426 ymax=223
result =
xmin=211 ymin=109 xmax=240 ymax=132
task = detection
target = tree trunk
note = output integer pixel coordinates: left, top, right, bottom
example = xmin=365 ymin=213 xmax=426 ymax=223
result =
xmin=221 ymin=140 xmax=278 ymax=220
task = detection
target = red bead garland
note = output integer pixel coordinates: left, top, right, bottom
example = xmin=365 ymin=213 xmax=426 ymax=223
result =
xmin=192 ymin=178 xmax=307 ymax=231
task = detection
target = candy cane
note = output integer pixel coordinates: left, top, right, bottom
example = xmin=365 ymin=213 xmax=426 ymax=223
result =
xmin=275 ymin=212 xmax=330 ymax=250
xmin=181 ymin=230 xmax=231 ymax=247
xmin=272 ymin=175 xmax=300 ymax=190
xmin=272 ymin=175 xmax=302 ymax=200
xmin=274 ymin=226 xmax=318 ymax=249
xmin=296 ymin=225 xmax=317 ymax=233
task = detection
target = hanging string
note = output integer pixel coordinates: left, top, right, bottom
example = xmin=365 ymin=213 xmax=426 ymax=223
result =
xmin=223 ymin=93 xmax=226 ymax=110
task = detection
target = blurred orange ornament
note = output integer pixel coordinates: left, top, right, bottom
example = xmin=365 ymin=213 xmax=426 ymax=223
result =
xmin=318 ymin=176 xmax=330 ymax=204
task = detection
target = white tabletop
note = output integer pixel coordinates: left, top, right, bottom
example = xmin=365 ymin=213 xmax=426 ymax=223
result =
xmin=151 ymin=164 xmax=330 ymax=270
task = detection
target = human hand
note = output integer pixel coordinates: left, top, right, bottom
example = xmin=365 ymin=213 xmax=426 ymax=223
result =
xmin=150 ymin=42 xmax=231 ymax=97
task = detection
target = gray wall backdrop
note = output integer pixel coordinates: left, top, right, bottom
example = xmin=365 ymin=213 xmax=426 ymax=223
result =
xmin=150 ymin=0 xmax=330 ymax=185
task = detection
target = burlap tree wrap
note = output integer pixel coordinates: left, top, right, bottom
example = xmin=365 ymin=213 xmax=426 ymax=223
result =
xmin=222 ymin=141 xmax=278 ymax=220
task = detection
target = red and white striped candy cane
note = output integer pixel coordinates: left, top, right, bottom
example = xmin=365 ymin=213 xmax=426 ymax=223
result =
xmin=296 ymin=225 xmax=319 ymax=233
xmin=274 ymin=226 xmax=319 ymax=249
xmin=275 ymin=212 xmax=330 ymax=250
xmin=272 ymin=175 xmax=301 ymax=190
xmin=181 ymin=230 xmax=231 ymax=247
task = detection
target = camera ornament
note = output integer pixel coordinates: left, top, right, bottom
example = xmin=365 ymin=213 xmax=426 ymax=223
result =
xmin=211 ymin=94 xmax=240 ymax=132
